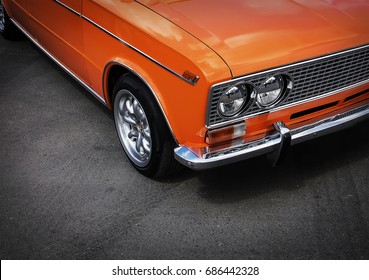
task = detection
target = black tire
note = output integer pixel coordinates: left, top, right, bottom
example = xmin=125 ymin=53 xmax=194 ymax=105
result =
xmin=113 ymin=74 xmax=180 ymax=178
xmin=0 ymin=1 xmax=20 ymax=40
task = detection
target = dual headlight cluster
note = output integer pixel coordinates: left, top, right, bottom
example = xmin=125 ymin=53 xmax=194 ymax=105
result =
xmin=218 ymin=74 xmax=293 ymax=117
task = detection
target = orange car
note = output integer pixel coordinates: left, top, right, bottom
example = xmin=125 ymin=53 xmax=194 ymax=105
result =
xmin=1 ymin=0 xmax=368 ymax=177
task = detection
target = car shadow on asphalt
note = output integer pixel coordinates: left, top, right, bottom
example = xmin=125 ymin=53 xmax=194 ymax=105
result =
xmin=193 ymin=119 xmax=369 ymax=203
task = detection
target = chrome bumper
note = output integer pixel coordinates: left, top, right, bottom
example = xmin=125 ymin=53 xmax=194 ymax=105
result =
xmin=174 ymin=104 xmax=369 ymax=170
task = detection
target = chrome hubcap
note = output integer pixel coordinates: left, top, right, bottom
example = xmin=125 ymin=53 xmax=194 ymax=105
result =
xmin=115 ymin=90 xmax=152 ymax=167
xmin=0 ymin=4 xmax=5 ymax=32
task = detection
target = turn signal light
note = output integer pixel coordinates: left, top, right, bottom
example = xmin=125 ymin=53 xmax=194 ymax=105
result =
xmin=205 ymin=122 xmax=246 ymax=145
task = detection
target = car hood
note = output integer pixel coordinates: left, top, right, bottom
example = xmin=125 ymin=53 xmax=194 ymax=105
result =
xmin=136 ymin=0 xmax=369 ymax=77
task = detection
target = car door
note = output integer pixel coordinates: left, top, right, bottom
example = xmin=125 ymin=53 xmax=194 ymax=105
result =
xmin=5 ymin=0 xmax=29 ymax=28
xmin=27 ymin=0 xmax=90 ymax=84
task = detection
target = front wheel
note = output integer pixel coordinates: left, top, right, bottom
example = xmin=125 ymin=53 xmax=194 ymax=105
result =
xmin=113 ymin=75 xmax=180 ymax=177
xmin=0 ymin=1 xmax=20 ymax=39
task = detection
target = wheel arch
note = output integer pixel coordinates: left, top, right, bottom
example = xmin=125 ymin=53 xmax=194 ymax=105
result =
xmin=103 ymin=60 xmax=179 ymax=145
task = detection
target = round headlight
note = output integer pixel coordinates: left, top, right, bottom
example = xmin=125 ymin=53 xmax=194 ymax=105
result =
xmin=218 ymin=84 xmax=250 ymax=117
xmin=256 ymin=75 xmax=285 ymax=108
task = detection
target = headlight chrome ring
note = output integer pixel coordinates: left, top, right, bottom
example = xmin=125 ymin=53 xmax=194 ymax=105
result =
xmin=217 ymin=82 xmax=256 ymax=117
xmin=256 ymin=74 xmax=293 ymax=109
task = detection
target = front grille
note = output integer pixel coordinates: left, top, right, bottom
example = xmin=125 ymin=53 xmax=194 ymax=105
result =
xmin=207 ymin=44 xmax=369 ymax=127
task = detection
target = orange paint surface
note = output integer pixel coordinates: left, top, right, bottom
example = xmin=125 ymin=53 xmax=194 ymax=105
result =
xmin=3 ymin=0 xmax=369 ymax=148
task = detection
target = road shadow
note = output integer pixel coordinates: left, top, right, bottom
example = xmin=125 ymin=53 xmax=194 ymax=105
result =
xmin=196 ymin=119 xmax=369 ymax=203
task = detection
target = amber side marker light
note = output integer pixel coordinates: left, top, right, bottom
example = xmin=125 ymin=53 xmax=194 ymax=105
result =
xmin=206 ymin=122 xmax=246 ymax=145
xmin=182 ymin=70 xmax=199 ymax=85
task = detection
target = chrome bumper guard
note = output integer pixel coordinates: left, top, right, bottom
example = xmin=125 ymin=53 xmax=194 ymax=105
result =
xmin=174 ymin=104 xmax=369 ymax=170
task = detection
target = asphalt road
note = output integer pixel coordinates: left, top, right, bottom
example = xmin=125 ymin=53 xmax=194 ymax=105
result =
xmin=1 ymin=35 xmax=369 ymax=260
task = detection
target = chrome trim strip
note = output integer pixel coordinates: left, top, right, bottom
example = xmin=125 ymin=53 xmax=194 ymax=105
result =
xmin=81 ymin=16 xmax=199 ymax=85
xmin=54 ymin=0 xmax=81 ymax=16
xmin=175 ymin=103 xmax=369 ymax=170
xmin=10 ymin=18 xmax=107 ymax=106
xmin=103 ymin=61 xmax=179 ymax=145
xmin=290 ymin=104 xmax=369 ymax=144
xmin=207 ymin=78 xmax=369 ymax=129
xmin=53 ymin=0 xmax=199 ymax=86
xmin=207 ymin=44 xmax=369 ymax=129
